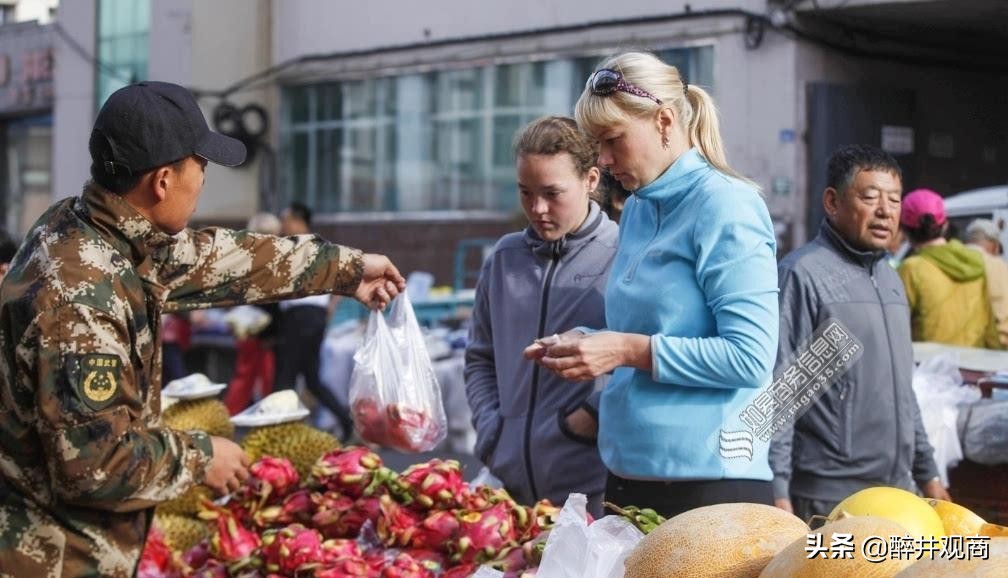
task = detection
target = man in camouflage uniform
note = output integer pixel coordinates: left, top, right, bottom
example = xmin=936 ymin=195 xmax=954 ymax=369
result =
xmin=0 ymin=81 xmax=405 ymax=577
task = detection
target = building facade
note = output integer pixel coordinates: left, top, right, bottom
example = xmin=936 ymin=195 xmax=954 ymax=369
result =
xmin=0 ymin=0 xmax=55 ymax=236
xmin=51 ymin=0 xmax=1008 ymax=282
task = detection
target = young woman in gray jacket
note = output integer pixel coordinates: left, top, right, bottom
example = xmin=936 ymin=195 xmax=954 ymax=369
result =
xmin=465 ymin=116 xmax=619 ymax=515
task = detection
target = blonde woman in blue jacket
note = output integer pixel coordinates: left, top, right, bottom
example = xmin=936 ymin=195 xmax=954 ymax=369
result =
xmin=526 ymin=52 xmax=779 ymax=517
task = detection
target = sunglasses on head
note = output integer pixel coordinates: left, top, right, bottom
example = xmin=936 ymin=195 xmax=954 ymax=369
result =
xmin=585 ymin=68 xmax=662 ymax=105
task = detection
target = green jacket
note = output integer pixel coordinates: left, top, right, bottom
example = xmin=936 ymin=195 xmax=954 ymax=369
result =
xmin=898 ymin=240 xmax=1001 ymax=349
xmin=0 ymin=183 xmax=363 ymax=577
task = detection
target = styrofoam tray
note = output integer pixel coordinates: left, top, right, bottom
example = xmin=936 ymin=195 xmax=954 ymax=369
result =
xmin=163 ymin=373 xmax=227 ymax=400
xmin=230 ymin=390 xmax=311 ymax=427
xmin=230 ymin=408 xmax=310 ymax=427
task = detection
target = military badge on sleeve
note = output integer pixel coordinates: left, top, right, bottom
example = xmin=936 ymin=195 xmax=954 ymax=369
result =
xmin=77 ymin=353 xmax=122 ymax=411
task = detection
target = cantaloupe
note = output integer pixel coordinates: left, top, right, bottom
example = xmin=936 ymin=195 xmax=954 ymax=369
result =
xmin=981 ymin=522 xmax=1008 ymax=537
xmin=759 ymin=515 xmax=914 ymax=577
xmin=927 ymin=499 xmax=986 ymax=536
xmin=829 ymin=487 xmax=945 ymax=541
xmin=892 ymin=537 xmax=1008 ymax=577
xmin=622 ymin=502 xmax=808 ymax=578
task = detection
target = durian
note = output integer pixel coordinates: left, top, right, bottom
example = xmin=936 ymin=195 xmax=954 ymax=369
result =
xmin=162 ymin=398 xmax=234 ymax=438
xmin=154 ymin=512 xmax=209 ymax=552
xmin=240 ymin=421 xmax=340 ymax=479
xmin=156 ymin=484 xmax=214 ymax=517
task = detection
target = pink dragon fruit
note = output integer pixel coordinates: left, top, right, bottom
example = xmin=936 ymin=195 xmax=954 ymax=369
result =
xmin=320 ymin=538 xmax=363 ymax=564
xmin=311 ymin=490 xmax=356 ymax=538
xmin=181 ymin=540 xmax=211 ymax=572
xmin=521 ymin=537 xmax=547 ymax=567
xmin=440 ymin=564 xmax=478 ymax=578
xmin=200 ymin=505 xmax=261 ymax=563
xmin=408 ymin=509 xmax=460 ymax=552
xmin=364 ymin=549 xmax=393 ymax=571
xmin=395 ymin=459 xmax=465 ymax=510
xmin=400 ymin=548 xmax=446 ymax=573
xmin=519 ymin=499 xmax=561 ymax=541
xmin=187 ymin=559 xmax=230 ymax=578
xmin=137 ymin=526 xmax=180 ymax=578
xmin=319 ymin=494 xmax=383 ymax=539
xmin=488 ymin=545 xmax=529 ymax=572
xmin=312 ymin=446 xmax=389 ymax=498
xmin=260 ymin=524 xmax=325 ymax=575
xmin=451 ymin=502 xmax=519 ymax=564
xmin=251 ymin=456 xmax=301 ymax=496
xmin=315 ymin=557 xmax=375 ymax=578
xmin=460 ymin=484 xmax=514 ymax=512
xmin=252 ymin=487 xmax=314 ymax=529
xmin=376 ymin=494 xmax=423 ymax=548
xmin=380 ymin=551 xmax=436 ymax=578
xmin=229 ymin=456 xmax=301 ymax=520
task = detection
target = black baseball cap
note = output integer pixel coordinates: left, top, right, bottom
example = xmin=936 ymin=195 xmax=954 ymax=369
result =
xmin=89 ymin=81 xmax=246 ymax=176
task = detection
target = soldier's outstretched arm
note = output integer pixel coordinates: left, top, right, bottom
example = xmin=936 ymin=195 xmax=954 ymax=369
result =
xmin=28 ymin=303 xmax=214 ymax=511
xmin=162 ymin=227 xmax=365 ymax=312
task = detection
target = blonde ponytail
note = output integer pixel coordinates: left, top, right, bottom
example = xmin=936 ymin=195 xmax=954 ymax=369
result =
xmin=685 ymin=85 xmax=749 ymax=184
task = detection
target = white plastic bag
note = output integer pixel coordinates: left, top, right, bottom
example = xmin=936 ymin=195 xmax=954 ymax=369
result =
xmin=958 ymin=399 xmax=1008 ymax=466
xmin=349 ymin=291 xmax=447 ymax=452
xmin=470 ymin=466 xmax=505 ymax=489
xmin=536 ymin=493 xmax=644 ymax=578
xmin=912 ymin=352 xmax=981 ymax=485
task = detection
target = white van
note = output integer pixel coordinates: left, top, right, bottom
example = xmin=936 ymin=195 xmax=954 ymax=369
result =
xmin=943 ymin=185 xmax=1008 ymax=251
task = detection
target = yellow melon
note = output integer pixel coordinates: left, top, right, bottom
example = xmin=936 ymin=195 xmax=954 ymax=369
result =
xmin=893 ymin=537 xmax=1008 ymax=577
xmin=622 ymin=502 xmax=808 ymax=578
xmin=981 ymin=522 xmax=1008 ymax=537
xmin=927 ymin=499 xmax=986 ymax=536
xmin=759 ymin=515 xmax=914 ymax=577
xmin=829 ymin=487 xmax=945 ymax=541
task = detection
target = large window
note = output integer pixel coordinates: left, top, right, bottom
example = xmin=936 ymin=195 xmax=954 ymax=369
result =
xmin=3 ymin=116 xmax=52 ymax=235
xmin=282 ymin=46 xmax=714 ymax=215
xmin=95 ymin=0 xmax=149 ymax=108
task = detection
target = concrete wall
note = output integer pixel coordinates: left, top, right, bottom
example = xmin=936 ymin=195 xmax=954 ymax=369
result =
xmin=187 ymin=0 xmax=271 ymax=220
xmin=52 ymin=0 xmax=95 ymax=199
xmin=147 ymin=0 xmax=270 ymax=221
xmin=273 ymin=0 xmax=766 ymax=58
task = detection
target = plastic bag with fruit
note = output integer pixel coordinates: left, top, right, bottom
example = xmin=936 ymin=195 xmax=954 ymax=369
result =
xmin=349 ymin=291 xmax=447 ymax=452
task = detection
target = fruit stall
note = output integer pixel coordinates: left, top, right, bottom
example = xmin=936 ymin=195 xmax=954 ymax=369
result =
xmin=912 ymin=342 xmax=1008 ymax=526
xmin=142 ymin=380 xmax=1008 ymax=578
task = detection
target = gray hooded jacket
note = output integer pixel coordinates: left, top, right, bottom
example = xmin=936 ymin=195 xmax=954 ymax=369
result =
xmin=465 ymin=201 xmax=618 ymax=509
xmin=770 ymin=221 xmax=939 ymax=502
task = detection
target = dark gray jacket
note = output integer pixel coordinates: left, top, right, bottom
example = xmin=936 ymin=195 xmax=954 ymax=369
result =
xmin=770 ymin=221 xmax=940 ymax=502
xmin=465 ymin=201 xmax=618 ymax=510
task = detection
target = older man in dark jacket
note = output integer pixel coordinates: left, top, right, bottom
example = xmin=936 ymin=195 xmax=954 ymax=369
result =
xmin=770 ymin=145 xmax=948 ymax=522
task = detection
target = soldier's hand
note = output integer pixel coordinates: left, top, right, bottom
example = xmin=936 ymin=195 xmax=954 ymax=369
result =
xmin=354 ymin=253 xmax=406 ymax=310
xmin=205 ymin=436 xmax=250 ymax=495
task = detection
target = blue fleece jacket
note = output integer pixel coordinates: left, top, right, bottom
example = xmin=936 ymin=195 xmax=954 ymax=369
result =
xmin=598 ymin=148 xmax=779 ymax=481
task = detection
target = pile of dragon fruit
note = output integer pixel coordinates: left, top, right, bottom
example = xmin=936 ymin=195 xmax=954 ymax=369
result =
xmin=140 ymin=447 xmax=563 ymax=578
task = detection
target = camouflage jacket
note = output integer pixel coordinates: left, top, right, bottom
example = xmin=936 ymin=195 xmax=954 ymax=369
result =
xmin=0 ymin=183 xmax=363 ymax=577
